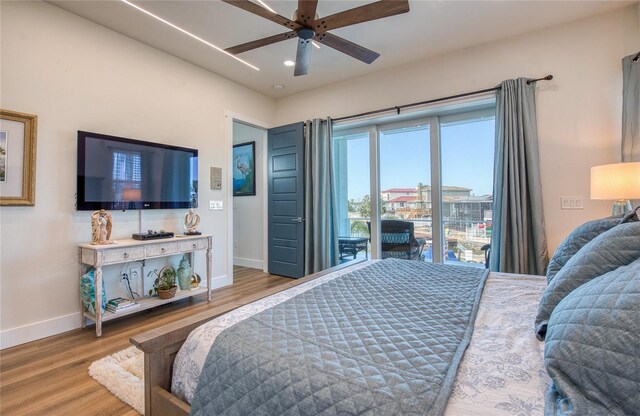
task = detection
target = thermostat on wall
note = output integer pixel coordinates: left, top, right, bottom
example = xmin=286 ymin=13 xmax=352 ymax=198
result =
xmin=210 ymin=167 xmax=222 ymax=190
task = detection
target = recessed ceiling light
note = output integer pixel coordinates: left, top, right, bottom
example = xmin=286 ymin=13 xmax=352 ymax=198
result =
xmin=120 ymin=0 xmax=259 ymax=71
xmin=284 ymin=60 xmax=295 ymax=67
xmin=272 ymin=84 xmax=285 ymax=89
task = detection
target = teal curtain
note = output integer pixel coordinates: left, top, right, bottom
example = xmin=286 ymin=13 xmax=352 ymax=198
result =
xmin=490 ymin=78 xmax=549 ymax=275
xmin=304 ymin=118 xmax=339 ymax=274
xmin=622 ymin=53 xmax=640 ymax=162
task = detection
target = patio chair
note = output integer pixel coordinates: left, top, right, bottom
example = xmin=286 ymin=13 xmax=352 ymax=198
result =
xmin=368 ymin=220 xmax=425 ymax=260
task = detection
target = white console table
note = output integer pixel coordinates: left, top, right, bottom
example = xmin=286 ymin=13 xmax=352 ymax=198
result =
xmin=78 ymin=234 xmax=212 ymax=337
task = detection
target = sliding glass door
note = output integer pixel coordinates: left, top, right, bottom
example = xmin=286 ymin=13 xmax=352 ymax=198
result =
xmin=440 ymin=113 xmax=495 ymax=265
xmin=379 ymin=123 xmax=433 ymax=262
xmin=333 ymin=131 xmax=371 ymax=263
xmin=334 ymin=102 xmax=495 ymax=267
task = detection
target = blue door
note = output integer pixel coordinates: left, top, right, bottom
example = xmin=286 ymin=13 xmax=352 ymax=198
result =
xmin=268 ymin=123 xmax=305 ymax=278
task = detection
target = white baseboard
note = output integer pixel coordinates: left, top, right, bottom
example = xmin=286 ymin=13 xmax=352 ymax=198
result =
xmin=233 ymin=257 xmax=264 ymax=270
xmin=1 ymin=274 xmax=233 ymax=350
xmin=1 ymin=312 xmax=81 ymax=350
xmin=211 ymin=273 xmax=232 ymax=288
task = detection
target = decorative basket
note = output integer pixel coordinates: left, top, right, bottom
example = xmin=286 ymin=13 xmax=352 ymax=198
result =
xmin=157 ymin=286 xmax=177 ymax=299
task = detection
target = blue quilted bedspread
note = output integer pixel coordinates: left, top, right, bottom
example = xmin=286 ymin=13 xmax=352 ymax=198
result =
xmin=191 ymin=259 xmax=489 ymax=416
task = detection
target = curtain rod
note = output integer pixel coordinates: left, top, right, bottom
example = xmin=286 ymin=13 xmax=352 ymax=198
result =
xmin=332 ymin=75 xmax=554 ymax=123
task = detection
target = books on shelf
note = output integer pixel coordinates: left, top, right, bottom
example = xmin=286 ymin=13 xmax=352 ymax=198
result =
xmin=106 ymin=297 xmax=140 ymax=313
xmin=106 ymin=303 xmax=141 ymax=313
xmin=107 ymin=297 xmax=132 ymax=307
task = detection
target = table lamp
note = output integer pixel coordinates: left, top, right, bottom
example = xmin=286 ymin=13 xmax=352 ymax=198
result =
xmin=590 ymin=162 xmax=640 ymax=215
xmin=122 ymin=188 xmax=142 ymax=210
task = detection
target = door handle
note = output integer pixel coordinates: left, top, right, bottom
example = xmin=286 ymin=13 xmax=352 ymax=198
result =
xmin=291 ymin=217 xmax=303 ymax=223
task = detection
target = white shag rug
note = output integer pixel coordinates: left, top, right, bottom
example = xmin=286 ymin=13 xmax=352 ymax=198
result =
xmin=89 ymin=346 xmax=145 ymax=415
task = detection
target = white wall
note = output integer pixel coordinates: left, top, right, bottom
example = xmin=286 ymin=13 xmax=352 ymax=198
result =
xmin=232 ymin=121 xmax=266 ymax=270
xmin=0 ymin=1 xmax=275 ymax=348
xmin=274 ymin=4 xmax=640 ymax=256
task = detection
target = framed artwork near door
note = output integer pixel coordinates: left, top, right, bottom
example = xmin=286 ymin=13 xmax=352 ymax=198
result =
xmin=233 ymin=141 xmax=256 ymax=196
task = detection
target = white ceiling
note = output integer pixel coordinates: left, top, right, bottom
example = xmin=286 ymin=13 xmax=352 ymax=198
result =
xmin=49 ymin=0 xmax=633 ymax=99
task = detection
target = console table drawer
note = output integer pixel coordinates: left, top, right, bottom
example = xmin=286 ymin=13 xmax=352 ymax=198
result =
xmin=146 ymin=242 xmax=179 ymax=257
xmin=180 ymin=239 xmax=208 ymax=252
xmin=102 ymin=246 xmax=145 ymax=264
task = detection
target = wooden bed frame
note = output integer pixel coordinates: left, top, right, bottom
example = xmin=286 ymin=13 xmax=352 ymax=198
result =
xmin=130 ymin=260 xmax=367 ymax=416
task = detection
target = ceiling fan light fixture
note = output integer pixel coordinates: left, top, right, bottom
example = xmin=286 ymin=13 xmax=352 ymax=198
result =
xmin=284 ymin=60 xmax=295 ymax=67
xmin=297 ymin=27 xmax=315 ymax=40
xmin=120 ymin=0 xmax=259 ymax=71
xmin=221 ymin=0 xmax=410 ymax=76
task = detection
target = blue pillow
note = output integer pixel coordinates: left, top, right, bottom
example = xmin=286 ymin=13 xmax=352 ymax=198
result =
xmin=544 ymin=258 xmax=640 ymax=415
xmin=546 ymin=209 xmax=638 ymax=284
xmin=535 ymin=221 xmax=640 ymax=340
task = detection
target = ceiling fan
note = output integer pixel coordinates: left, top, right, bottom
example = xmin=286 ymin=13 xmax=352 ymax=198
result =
xmin=221 ymin=0 xmax=410 ymax=76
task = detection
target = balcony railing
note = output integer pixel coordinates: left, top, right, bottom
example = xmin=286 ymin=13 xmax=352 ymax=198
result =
xmin=344 ymin=216 xmax=490 ymax=265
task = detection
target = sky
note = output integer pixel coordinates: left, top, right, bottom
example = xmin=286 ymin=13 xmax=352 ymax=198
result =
xmin=343 ymin=118 xmax=495 ymax=200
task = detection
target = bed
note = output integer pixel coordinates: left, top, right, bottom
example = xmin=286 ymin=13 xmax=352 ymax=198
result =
xmin=130 ymin=259 xmax=549 ymax=416
xmin=130 ymin=211 xmax=640 ymax=416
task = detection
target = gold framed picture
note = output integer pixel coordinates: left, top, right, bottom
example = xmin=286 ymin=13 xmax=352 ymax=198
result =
xmin=0 ymin=109 xmax=38 ymax=206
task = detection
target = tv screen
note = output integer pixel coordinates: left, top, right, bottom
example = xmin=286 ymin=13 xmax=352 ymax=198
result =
xmin=77 ymin=131 xmax=198 ymax=210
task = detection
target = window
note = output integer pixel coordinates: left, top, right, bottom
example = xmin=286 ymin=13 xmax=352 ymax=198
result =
xmin=333 ymin=101 xmax=495 ymax=266
xmin=333 ymin=132 xmax=372 ymax=263
xmin=440 ymin=114 xmax=494 ymax=264
xmin=333 ymin=133 xmax=371 ymax=235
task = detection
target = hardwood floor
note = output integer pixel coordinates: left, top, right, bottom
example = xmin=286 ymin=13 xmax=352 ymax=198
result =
xmin=0 ymin=267 xmax=293 ymax=416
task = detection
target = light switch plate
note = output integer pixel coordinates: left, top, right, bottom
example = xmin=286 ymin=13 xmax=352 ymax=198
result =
xmin=561 ymin=196 xmax=583 ymax=210
xmin=209 ymin=200 xmax=223 ymax=210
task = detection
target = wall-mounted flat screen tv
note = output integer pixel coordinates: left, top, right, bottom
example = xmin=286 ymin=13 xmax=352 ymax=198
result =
xmin=77 ymin=131 xmax=198 ymax=211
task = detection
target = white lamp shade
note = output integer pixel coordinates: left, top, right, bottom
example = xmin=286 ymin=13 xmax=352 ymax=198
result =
xmin=590 ymin=162 xmax=640 ymax=200
xmin=122 ymin=188 xmax=142 ymax=201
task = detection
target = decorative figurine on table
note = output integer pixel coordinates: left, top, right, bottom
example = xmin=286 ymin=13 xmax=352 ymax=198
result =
xmin=183 ymin=208 xmax=201 ymax=235
xmin=91 ymin=209 xmax=113 ymax=245
xmin=190 ymin=272 xmax=202 ymax=289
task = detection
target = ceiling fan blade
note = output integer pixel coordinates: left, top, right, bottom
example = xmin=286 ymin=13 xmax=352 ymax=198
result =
xmin=221 ymin=0 xmax=301 ymax=30
xmin=314 ymin=32 xmax=380 ymax=64
xmin=296 ymin=0 xmax=318 ymax=25
xmin=314 ymin=0 xmax=409 ymax=33
xmin=225 ymin=31 xmax=297 ymax=55
xmin=294 ymin=38 xmax=312 ymax=76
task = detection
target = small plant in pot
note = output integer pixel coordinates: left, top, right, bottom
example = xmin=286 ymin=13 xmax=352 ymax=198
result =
xmin=148 ymin=266 xmax=177 ymax=299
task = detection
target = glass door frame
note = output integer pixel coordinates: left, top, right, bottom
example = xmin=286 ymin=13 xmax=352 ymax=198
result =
xmin=334 ymin=105 xmax=495 ymax=263
xmin=375 ymin=117 xmax=436 ymax=261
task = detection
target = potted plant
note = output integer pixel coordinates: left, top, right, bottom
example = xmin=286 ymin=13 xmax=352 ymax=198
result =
xmin=148 ymin=266 xmax=177 ymax=299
